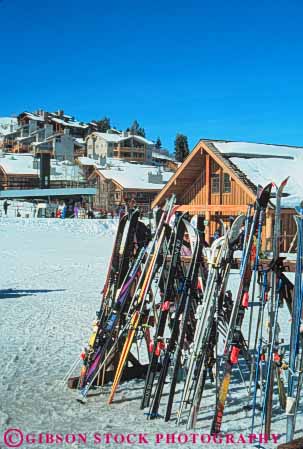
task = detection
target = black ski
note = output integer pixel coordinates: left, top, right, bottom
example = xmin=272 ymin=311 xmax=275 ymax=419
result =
xmin=147 ymin=219 xmax=201 ymax=419
xmin=211 ymin=183 xmax=272 ymax=434
xmin=141 ymin=212 xmax=186 ymax=409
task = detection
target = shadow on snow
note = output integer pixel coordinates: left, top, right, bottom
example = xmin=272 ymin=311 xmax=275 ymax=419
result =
xmin=0 ymin=288 xmax=66 ymax=299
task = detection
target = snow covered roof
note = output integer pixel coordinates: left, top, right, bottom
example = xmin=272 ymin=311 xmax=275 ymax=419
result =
xmin=96 ymin=159 xmax=174 ymax=189
xmin=0 ymin=153 xmax=85 ymax=181
xmin=23 ymin=112 xmax=45 ymax=121
xmin=74 ymin=138 xmax=85 ymax=146
xmin=209 ymin=140 xmax=303 ymax=208
xmin=90 ymin=132 xmax=124 ymax=143
xmin=77 ymin=157 xmax=100 ymax=166
xmin=152 ymin=151 xmax=175 ymax=161
xmin=213 ymin=141 xmax=301 ymax=159
xmin=90 ymin=132 xmax=154 ymax=145
xmin=51 ymin=117 xmax=88 ymax=129
xmin=0 ymin=154 xmax=38 ymax=175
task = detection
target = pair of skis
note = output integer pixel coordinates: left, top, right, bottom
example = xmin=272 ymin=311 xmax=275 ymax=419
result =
xmin=177 ymin=214 xmax=245 ymax=428
xmin=140 ymin=212 xmax=188 ymax=411
xmin=211 ymin=183 xmax=272 ymax=434
xmin=107 ymin=195 xmax=177 ymax=404
xmin=77 ymin=209 xmax=146 ymax=400
xmin=145 ymin=217 xmax=204 ymax=420
xmin=286 ymin=207 xmax=303 ymax=441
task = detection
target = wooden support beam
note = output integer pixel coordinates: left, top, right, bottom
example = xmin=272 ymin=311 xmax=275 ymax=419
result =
xmin=205 ymin=153 xmax=211 ymax=205
xmin=204 ymin=154 xmax=211 ymax=243
xmin=219 ymin=166 xmax=223 ymax=204
xmin=264 ymin=209 xmax=274 ymax=252
xmin=176 ymin=204 xmax=248 ymax=213
xmin=176 ymin=255 xmax=297 ymax=272
xmin=205 ymin=210 xmax=210 ymax=243
xmin=67 ymin=363 xmax=149 ymax=389
xmin=277 ymin=437 xmax=303 ymax=449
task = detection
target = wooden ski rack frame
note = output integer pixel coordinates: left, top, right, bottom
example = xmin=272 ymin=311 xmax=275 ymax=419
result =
xmin=68 ymin=351 xmax=150 ymax=389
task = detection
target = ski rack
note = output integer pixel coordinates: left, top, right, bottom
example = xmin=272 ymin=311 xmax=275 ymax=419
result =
xmin=178 ymin=255 xmax=297 ymax=272
xmin=66 ymin=189 xmax=303 ymax=440
xmin=67 ymin=352 xmax=149 ymax=389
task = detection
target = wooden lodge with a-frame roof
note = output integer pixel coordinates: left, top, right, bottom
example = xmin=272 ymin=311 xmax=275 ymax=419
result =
xmin=152 ymin=139 xmax=303 ymax=251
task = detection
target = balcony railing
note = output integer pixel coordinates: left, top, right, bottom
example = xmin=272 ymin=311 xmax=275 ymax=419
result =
xmin=116 ymin=146 xmax=145 ymax=152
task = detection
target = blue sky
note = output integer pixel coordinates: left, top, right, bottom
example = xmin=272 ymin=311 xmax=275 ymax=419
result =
xmin=1 ymin=0 xmax=303 ymax=152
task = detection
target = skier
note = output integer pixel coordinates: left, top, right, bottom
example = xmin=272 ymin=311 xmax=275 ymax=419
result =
xmin=87 ymin=208 xmax=94 ymax=219
xmin=74 ymin=204 xmax=79 ymax=218
xmin=3 ymin=199 xmax=10 ymax=216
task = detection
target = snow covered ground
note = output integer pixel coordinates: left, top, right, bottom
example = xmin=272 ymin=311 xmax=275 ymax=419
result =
xmin=0 ymin=218 xmax=302 ymax=449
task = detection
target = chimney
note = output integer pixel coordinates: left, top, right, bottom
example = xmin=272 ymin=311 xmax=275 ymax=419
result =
xmin=40 ymin=153 xmax=51 ymax=188
xmin=148 ymin=172 xmax=163 ymax=184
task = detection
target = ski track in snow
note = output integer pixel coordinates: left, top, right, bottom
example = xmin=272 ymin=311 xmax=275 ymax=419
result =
xmin=0 ymin=218 xmax=302 ymax=449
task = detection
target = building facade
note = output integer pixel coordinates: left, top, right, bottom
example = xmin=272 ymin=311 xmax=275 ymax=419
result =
xmin=88 ymin=160 xmax=173 ymax=213
xmin=86 ymin=131 xmax=155 ymax=163
xmin=152 ymin=139 xmax=302 ymax=251
xmin=1 ymin=110 xmax=90 ymax=160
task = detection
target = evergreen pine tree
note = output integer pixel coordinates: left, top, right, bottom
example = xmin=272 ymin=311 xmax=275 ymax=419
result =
xmin=94 ymin=117 xmax=111 ymax=132
xmin=128 ymin=120 xmax=145 ymax=137
xmin=174 ymin=134 xmax=189 ymax=162
xmin=155 ymin=137 xmax=162 ymax=149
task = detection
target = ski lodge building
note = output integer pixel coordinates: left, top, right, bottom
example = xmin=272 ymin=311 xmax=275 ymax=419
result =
xmin=152 ymin=139 xmax=303 ymax=250
xmin=88 ymin=158 xmax=174 ymax=213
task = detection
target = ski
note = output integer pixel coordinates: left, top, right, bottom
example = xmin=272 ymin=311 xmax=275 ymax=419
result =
xmin=77 ymin=244 xmax=147 ymax=402
xmin=147 ymin=219 xmax=201 ymax=419
xmin=264 ymin=177 xmax=289 ymax=434
xmin=210 ymin=182 xmax=272 ymax=434
xmin=164 ymin=218 xmax=205 ymax=422
xmin=286 ymin=210 xmax=303 ymax=441
xmin=140 ymin=212 xmax=187 ymax=410
xmin=77 ymin=211 xmax=137 ymax=390
xmin=176 ymin=234 xmax=227 ymax=425
xmin=107 ymin=196 xmax=176 ymax=404
xmin=185 ymin=214 xmax=246 ymax=429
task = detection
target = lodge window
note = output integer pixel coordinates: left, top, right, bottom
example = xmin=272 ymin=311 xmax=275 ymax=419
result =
xmin=211 ymin=159 xmax=219 ymax=172
xmin=211 ymin=173 xmax=220 ymax=193
xmin=223 ymin=173 xmax=231 ymax=193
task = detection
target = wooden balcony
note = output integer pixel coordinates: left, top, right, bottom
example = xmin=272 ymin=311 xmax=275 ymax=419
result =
xmin=113 ymin=146 xmax=146 ymax=162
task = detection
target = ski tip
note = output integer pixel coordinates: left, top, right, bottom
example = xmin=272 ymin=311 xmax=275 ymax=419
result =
xmin=76 ymin=395 xmax=87 ymax=404
xmin=282 ymin=176 xmax=290 ymax=186
xmin=144 ymin=412 xmax=163 ymax=420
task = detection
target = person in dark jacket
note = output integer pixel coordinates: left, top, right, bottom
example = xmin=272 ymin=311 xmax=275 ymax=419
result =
xmin=3 ymin=199 xmax=10 ymax=216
